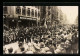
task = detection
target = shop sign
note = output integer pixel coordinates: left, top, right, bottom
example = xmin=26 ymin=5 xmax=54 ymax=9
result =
xmin=19 ymin=16 xmax=32 ymax=20
xmin=20 ymin=16 xmax=27 ymax=19
xmin=33 ymin=18 xmax=36 ymax=20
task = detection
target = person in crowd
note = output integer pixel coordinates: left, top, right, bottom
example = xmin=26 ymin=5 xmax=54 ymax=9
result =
xmin=71 ymin=32 xmax=78 ymax=54
xmin=64 ymin=39 xmax=71 ymax=54
xmin=54 ymin=42 xmax=66 ymax=54
xmin=3 ymin=24 xmax=78 ymax=54
xmin=14 ymin=42 xmax=25 ymax=54
xmin=8 ymin=47 xmax=13 ymax=54
xmin=3 ymin=47 xmax=7 ymax=54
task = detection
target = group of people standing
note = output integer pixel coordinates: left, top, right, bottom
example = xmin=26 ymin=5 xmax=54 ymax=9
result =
xmin=3 ymin=24 xmax=78 ymax=54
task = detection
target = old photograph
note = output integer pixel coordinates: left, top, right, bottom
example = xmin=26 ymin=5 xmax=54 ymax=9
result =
xmin=3 ymin=6 xmax=78 ymax=54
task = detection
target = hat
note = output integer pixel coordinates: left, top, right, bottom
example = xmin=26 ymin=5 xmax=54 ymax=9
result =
xmin=33 ymin=44 xmax=40 ymax=50
xmin=20 ymin=46 xmax=25 ymax=52
xmin=18 ymin=42 xmax=23 ymax=47
xmin=44 ymin=47 xmax=50 ymax=52
xmin=48 ymin=38 xmax=52 ymax=41
xmin=48 ymin=35 xmax=50 ymax=38
xmin=54 ymin=49 xmax=61 ymax=54
xmin=8 ymin=47 xmax=13 ymax=53
xmin=65 ymin=40 xmax=70 ymax=44
xmin=60 ymin=42 xmax=65 ymax=46
xmin=40 ymin=42 xmax=45 ymax=48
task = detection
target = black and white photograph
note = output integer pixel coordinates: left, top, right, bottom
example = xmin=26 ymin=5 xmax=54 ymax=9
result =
xmin=3 ymin=6 xmax=78 ymax=54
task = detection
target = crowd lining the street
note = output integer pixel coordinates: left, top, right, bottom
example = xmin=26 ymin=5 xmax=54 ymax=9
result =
xmin=3 ymin=24 xmax=78 ymax=54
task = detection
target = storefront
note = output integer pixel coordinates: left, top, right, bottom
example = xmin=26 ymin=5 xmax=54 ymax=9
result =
xmin=9 ymin=19 xmax=17 ymax=29
xmin=3 ymin=15 xmax=18 ymax=29
xmin=3 ymin=15 xmax=38 ymax=29
xmin=18 ymin=16 xmax=37 ymax=28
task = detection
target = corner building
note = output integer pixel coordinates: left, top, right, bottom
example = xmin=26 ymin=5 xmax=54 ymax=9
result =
xmin=3 ymin=6 xmax=40 ymax=29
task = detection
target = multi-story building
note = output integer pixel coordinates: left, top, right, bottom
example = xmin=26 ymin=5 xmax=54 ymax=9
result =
xmin=45 ymin=6 xmax=59 ymax=28
xmin=75 ymin=16 xmax=78 ymax=25
xmin=46 ymin=6 xmax=52 ymax=26
xmin=3 ymin=6 xmax=40 ymax=29
xmin=40 ymin=6 xmax=46 ymax=26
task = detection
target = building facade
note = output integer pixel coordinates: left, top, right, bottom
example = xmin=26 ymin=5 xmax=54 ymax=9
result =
xmin=40 ymin=6 xmax=46 ymax=26
xmin=45 ymin=6 xmax=64 ymax=28
xmin=45 ymin=6 xmax=59 ymax=28
xmin=3 ymin=6 xmax=41 ymax=29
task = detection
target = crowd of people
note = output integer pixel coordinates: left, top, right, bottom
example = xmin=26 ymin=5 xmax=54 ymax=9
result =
xmin=3 ymin=24 xmax=78 ymax=54
xmin=3 ymin=25 xmax=19 ymax=45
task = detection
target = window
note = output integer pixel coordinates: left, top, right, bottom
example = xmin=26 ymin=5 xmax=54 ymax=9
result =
xmin=27 ymin=8 xmax=30 ymax=16
xmin=35 ymin=10 xmax=37 ymax=17
xmin=31 ymin=9 xmax=34 ymax=17
xmin=3 ymin=6 xmax=8 ymax=14
xmin=48 ymin=11 xmax=50 ymax=15
xmin=22 ymin=6 xmax=26 ymax=15
xmin=48 ymin=6 xmax=50 ymax=9
xmin=16 ymin=6 xmax=21 ymax=14
xmin=38 ymin=12 xmax=40 ymax=18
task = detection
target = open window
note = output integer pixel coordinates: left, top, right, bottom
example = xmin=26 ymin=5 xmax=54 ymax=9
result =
xmin=22 ymin=6 xmax=26 ymax=15
xmin=31 ymin=9 xmax=34 ymax=17
xmin=3 ymin=6 xmax=8 ymax=14
xmin=27 ymin=8 xmax=30 ymax=16
xmin=35 ymin=10 xmax=37 ymax=17
xmin=16 ymin=6 xmax=21 ymax=14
